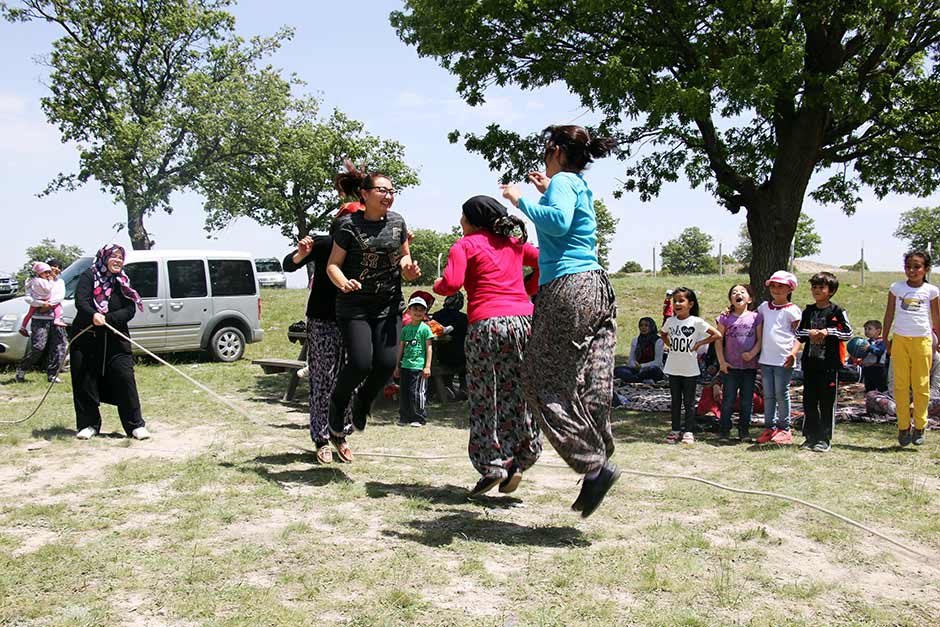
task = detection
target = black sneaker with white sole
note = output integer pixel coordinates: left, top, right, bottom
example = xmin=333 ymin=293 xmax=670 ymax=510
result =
xmin=578 ymin=463 xmax=622 ymax=518
xmin=811 ymin=440 xmax=831 ymax=452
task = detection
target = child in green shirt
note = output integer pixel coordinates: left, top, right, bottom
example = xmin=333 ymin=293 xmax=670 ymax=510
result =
xmin=395 ymin=296 xmax=434 ymax=426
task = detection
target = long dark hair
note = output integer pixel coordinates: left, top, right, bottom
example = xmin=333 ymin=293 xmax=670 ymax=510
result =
xmin=672 ymin=287 xmax=700 ymax=317
xmin=542 ymin=125 xmax=617 ymax=172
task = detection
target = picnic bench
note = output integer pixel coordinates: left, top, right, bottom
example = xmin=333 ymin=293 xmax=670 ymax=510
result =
xmin=253 ymin=324 xmax=462 ymax=403
xmin=251 ymin=329 xmax=308 ymax=401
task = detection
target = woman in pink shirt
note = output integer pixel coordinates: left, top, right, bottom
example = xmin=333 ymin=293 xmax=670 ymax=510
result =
xmin=434 ymin=195 xmax=541 ymax=497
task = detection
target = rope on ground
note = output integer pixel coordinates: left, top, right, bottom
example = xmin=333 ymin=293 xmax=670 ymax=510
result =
xmin=0 ymin=325 xmax=94 ymax=425
xmin=343 ymin=449 xmax=930 ymax=561
xmin=9 ymin=323 xmax=931 ymax=564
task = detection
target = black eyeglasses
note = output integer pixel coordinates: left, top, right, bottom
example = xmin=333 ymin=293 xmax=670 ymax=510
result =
xmin=365 ymin=186 xmax=396 ymax=196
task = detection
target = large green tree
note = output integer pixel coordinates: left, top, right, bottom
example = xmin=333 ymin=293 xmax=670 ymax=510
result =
xmin=199 ymin=98 xmax=420 ymax=246
xmin=3 ymin=0 xmax=292 ymax=249
xmin=894 ymin=206 xmax=940 ymax=254
xmin=392 ymin=1 xmax=940 ymax=294
xmin=407 ymin=227 xmax=461 ymax=286
xmin=734 ymin=213 xmax=822 ymax=269
xmin=661 ymin=227 xmax=714 ymax=275
xmin=593 ymin=198 xmax=619 ymax=270
xmin=15 ymin=238 xmax=83 ymax=286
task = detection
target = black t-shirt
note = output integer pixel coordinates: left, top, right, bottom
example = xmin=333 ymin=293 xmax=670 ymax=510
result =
xmin=431 ymin=308 xmax=468 ymax=369
xmin=333 ymin=210 xmax=408 ymax=319
xmin=282 ymin=235 xmax=337 ymax=321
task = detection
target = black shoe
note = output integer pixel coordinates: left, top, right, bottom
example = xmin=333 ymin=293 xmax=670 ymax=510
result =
xmin=738 ymin=430 xmax=751 ymax=443
xmin=351 ymin=395 xmax=370 ymax=432
xmin=799 ymin=439 xmax=815 ymax=450
xmin=469 ymin=475 xmax=502 ymax=497
xmin=579 ymin=463 xmax=622 ymax=519
xmin=811 ymin=440 xmax=831 ymax=452
xmin=396 ymin=418 xmax=410 ymax=427
xmin=912 ymin=428 xmax=926 ymax=446
xmin=718 ymin=431 xmax=731 ymax=443
xmin=14 ymin=371 xmax=25 ymax=383
xmin=498 ymin=462 xmax=522 ymax=494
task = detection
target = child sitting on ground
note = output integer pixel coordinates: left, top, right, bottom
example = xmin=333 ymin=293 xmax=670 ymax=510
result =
xmin=19 ymin=261 xmax=66 ymax=336
xmin=395 ymin=295 xmax=434 ymax=427
xmin=855 ymin=320 xmax=888 ymax=392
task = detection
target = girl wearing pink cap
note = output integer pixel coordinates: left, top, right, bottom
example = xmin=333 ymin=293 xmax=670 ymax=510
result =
xmin=756 ymin=271 xmax=802 ymax=445
xmin=19 ymin=261 xmax=66 ymax=335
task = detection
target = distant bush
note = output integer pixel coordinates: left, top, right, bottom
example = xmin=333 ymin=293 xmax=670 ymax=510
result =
xmin=619 ymin=260 xmax=643 ymax=273
xmin=841 ymin=259 xmax=870 ymax=271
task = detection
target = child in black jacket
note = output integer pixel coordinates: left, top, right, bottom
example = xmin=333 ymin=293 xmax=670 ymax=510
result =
xmin=795 ymin=272 xmax=853 ymax=452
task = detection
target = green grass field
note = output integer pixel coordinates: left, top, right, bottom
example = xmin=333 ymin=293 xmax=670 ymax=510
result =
xmin=2 ymin=271 xmax=940 ymax=626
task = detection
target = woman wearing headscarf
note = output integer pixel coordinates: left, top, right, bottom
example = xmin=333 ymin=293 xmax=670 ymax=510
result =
xmin=434 ymin=195 xmax=541 ymax=496
xmin=69 ymin=244 xmax=149 ymax=440
xmin=501 ymin=124 xmax=620 ymax=518
xmin=618 ymin=317 xmax=665 ymax=383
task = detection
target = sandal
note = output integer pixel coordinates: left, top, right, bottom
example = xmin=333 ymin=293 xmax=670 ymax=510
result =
xmin=330 ymin=435 xmax=353 ymax=463
xmin=315 ymin=444 xmax=333 ymax=465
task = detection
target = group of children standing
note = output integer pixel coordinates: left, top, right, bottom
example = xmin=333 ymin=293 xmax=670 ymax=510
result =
xmin=656 ymin=250 xmax=940 ymax=451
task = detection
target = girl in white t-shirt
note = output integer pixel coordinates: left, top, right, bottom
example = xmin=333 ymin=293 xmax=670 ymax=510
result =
xmin=661 ymin=287 xmax=721 ymax=444
xmin=756 ymin=271 xmax=802 ymax=445
xmin=883 ymin=251 xmax=940 ymax=446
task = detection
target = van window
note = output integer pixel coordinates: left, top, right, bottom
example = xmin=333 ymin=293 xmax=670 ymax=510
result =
xmin=124 ymin=262 xmax=159 ymax=299
xmin=168 ymin=260 xmax=208 ymax=298
xmin=209 ymin=260 xmax=256 ymax=296
xmin=255 ymin=258 xmax=282 ymax=273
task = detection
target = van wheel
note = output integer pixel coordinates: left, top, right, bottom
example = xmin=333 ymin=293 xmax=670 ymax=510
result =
xmin=210 ymin=326 xmax=245 ymax=362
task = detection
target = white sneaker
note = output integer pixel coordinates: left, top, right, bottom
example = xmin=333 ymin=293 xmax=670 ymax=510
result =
xmin=76 ymin=427 xmax=97 ymax=440
xmin=131 ymin=426 xmax=151 ymax=440
xmin=296 ymin=366 xmax=309 ymax=379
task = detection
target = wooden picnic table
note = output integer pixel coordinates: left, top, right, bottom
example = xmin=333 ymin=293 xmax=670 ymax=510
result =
xmin=253 ymin=327 xmax=459 ymax=403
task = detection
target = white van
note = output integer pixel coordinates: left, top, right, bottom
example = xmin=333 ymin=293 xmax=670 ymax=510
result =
xmin=0 ymin=249 xmax=264 ymax=363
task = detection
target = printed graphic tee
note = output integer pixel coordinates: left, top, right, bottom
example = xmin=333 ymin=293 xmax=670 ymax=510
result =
xmin=662 ymin=315 xmax=710 ymax=377
xmin=333 ymin=211 xmax=408 ymax=320
xmin=890 ymin=281 xmax=940 ymax=338
xmin=400 ymin=322 xmax=433 ymax=370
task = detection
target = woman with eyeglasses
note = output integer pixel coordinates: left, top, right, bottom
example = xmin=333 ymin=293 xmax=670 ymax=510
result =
xmin=326 ymin=163 xmax=421 ymax=460
xmin=501 ymin=124 xmax=620 ymax=518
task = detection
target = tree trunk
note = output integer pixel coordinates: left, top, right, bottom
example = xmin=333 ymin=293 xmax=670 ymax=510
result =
xmin=125 ymin=194 xmax=153 ymax=250
xmin=746 ymin=192 xmax=802 ymax=301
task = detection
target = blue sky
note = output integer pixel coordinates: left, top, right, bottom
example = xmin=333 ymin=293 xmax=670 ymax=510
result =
xmin=0 ymin=1 xmax=931 ymax=286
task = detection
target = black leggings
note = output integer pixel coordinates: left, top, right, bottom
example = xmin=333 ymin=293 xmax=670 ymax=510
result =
xmin=669 ymin=375 xmax=698 ymax=432
xmin=331 ymin=315 xmax=401 ymax=421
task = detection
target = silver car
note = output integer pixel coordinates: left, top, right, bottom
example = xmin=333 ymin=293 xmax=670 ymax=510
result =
xmin=254 ymin=257 xmax=287 ymax=289
xmin=0 ymin=249 xmax=264 ymax=363
xmin=0 ymin=271 xmax=18 ymax=301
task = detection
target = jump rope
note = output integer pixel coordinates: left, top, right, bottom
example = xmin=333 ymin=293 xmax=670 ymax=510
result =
xmin=4 ymin=320 xmax=934 ymax=564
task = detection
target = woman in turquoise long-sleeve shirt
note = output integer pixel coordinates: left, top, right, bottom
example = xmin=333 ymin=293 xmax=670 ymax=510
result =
xmin=501 ymin=124 xmax=621 ymax=519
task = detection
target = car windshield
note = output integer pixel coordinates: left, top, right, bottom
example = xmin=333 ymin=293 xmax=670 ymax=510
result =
xmin=61 ymin=257 xmax=93 ymax=299
xmin=255 ymin=259 xmax=282 ymax=273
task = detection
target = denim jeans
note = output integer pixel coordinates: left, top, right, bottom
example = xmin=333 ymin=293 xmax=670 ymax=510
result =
xmin=761 ymin=365 xmax=794 ymax=430
xmin=719 ymin=368 xmax=756 ymax=435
